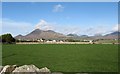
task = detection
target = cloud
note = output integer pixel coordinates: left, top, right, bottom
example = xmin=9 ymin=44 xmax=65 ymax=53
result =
xmin=55 ymin=24 xmax=119 ymax=36
xmin=1 ymin=18 xmax=117 ymax=37
xmin=112 ymin=24 xmax=120 ymax=32
xmin=84 ymin=26 xmax=111 ymax=36
xmin=1 ymin=18 xmax=54 ymax=36
xmin=1 ymin=18 xmax=34 ymax=36
xmin=34 ymin=19 xmax=54 ymax=30
xmin=52 ymin=24 xmax=81 ymax=35
xmin=53 ymin=4 xmax=64 ymax=12
xmin=62 ymin=26 xmax=81 ymax=34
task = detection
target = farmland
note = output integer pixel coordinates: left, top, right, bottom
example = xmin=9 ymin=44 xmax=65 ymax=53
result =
xmin=2 ymin=44 xmax=118 ymax=72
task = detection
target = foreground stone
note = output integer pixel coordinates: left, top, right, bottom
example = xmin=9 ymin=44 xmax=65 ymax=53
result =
xmin=0 ymin=66 xmax=3 ymax=72
xmin=0 ymin=65 xmax=50 ymax=74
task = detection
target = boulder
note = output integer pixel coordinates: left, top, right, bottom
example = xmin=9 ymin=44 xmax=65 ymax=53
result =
xmin=13 ymin=65 xmax=40 ymax=72
xmin=39 ymin=67 xmax=50 ymax=72
xmin=13 ymin=65 xmax=50 ymax=74
xmin=0 ymin=66 xmax=3 ymax=72
xmin=0 ymin=65 xmax=16 ymax=74
xmin=0 ymin=65 xmax=51 ymax=74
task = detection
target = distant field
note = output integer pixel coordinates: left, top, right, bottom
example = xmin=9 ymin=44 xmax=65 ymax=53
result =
xmin=96 ymin=40 xmax=119 ymax=44
xmin=2 ymin=44 xmax=118 ymax=72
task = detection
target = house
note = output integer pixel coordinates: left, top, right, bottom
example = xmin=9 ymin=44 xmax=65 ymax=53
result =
xmin=89 ymin=40 xmax=93 ymax=43
xmin=52 ymin=40 xmax=56 ymax=42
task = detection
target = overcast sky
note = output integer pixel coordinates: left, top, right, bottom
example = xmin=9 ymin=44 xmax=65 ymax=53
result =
xmin=1 ymin=2 xmax=118 ymax=36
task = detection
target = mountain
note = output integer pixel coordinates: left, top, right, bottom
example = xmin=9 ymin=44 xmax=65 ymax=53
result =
xmin=15 ymin=34 xmax=24 ymax=40
xmin=15 ymin=30 xmax=120 ymax=40
xmin=79 ymin=31 xmax=120 ymax=40
xmin=103 ymin=31 xmax=120 ymax=39
xmin=80 ymin=35 xmax=88 ymax=38
xmin=15 ymin=29 xmax=66 ymax=40
xmin=90 ymin=31 xmax=120 ymax=39
xmin=105 ymin=31 xmax=120 ymax=36
xmin=67 ymin=34 xmax=79 ymax=37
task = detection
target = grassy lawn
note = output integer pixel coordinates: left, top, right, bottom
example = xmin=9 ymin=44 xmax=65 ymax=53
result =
xmin=2 ymin=44 xmax=118 ymax=72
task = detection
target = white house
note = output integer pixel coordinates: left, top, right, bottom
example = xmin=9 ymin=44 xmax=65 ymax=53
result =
xmin=52 ymin=40 xmax=56 ymax=42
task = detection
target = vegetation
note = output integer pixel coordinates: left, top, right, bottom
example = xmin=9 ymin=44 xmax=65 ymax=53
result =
xmin=65 ymin=39 xmax=89 ymax=42
xmin=16 ymin=39 xmax=38 ymax=42
xmin=96 ymin=39 xmax=118 ymax=43
xmin=2 ymin=44 xmax=118 ymax=72
xmin=0 ymin=34 xmax=15 ymax=44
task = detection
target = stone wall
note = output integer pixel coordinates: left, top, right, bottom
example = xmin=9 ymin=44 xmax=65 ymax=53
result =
xmin=0 ymin=65 xmax=51 ymax=74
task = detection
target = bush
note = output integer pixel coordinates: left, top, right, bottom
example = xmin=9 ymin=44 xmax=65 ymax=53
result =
xmin=0 ymin=33 xmax=15 ymax=44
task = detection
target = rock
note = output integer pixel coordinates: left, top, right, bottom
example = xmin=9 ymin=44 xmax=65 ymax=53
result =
xmin=13 ymin=65 xmax=40 ymax=72
xmin=0 ymin=65 xmax=10 ymax=74
xmin=0 ymin=65 xmax=51 ymax=74
xmin=0 ymin=65 xmax=17 ymax=74
xmin=12 ymin=65 xmax=50 ymax=74
xmin=39 ymin=67 xmax=50 ymax=72
xmin=6 ymin=65 xmax=17 ymax=72
xmin=0 ymin=66 xmax=3 ymax=72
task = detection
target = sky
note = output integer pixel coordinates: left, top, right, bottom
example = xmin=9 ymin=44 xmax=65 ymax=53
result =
xmin=1 ymin=0 xmax=120 ymax=2
xmin=1 ymin=2 xmax=118 ymax=36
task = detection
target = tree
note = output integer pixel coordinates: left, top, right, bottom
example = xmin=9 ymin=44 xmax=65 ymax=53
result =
xmin=65 ymin=39 xmax=76 ymax=42
xmin=0 ymin=34 xmax=15 ymax=44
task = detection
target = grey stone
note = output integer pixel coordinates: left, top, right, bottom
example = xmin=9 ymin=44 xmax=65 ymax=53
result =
xmin=13 ymin=65 xmax=40 ymax=72
xmin=39 ymin=67 xmax=50 ymax=72
xmin=0 ymin=65 xmax=10 ymax=74
xmin=12 ymin=65 xmax=50 ymax=74
xmin=0 ymin=65 xmax=17 ymax=74
xmin=0 ymin=65 xmax=51 ymax=74
xmin=0 ymin=66 xmax=3 ymax=72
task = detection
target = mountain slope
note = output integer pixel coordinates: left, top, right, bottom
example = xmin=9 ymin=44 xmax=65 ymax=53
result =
xmin=105 ymin=31 xmax=120 ymax=36
xmin=15 ymin=34 xmax=24 ymax=40
xmin=15 ymin=30 xmax=120 ymax=40
xmin=102 ymin=31 xmax=120 ymax=39
xmin=15 ymin=29 xmax=66 ymax=40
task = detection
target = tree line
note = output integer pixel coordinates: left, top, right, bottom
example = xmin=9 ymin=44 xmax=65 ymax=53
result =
xmin=0 ymin=33 xmax=15 ymax=44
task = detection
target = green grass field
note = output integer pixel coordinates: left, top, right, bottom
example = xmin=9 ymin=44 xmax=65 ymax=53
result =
xmin=2 ymin=44 xmax=118 ymax=72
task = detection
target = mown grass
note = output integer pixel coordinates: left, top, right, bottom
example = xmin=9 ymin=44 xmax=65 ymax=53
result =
xmin=2 ymin=44 xmax=118 ymax=72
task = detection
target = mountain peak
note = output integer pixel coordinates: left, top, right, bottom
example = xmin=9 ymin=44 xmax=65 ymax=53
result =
xmin=15 ymin=29 xmax=66 ymax=40
xmin=31 ymin=29 xmax=42 ymax=33
xmin=34 ymin=29 xmax=41 ymax=31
